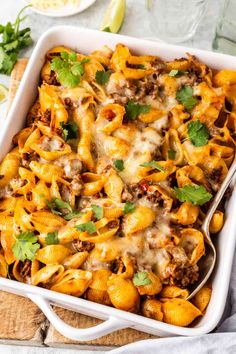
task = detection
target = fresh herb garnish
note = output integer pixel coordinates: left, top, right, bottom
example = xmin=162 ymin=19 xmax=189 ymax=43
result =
xmin=176 ymin=86 xmax=198 ymax=111
xmin=102 ymin=27 xmax=111 ymax=32
xmin=12 ymin=231 xmax=40 ymax=261
xmin=45 ymin=231 xmax=59 ymax=245
xmin=60 ymin=121 xmax=78 ymax=141
xmin=51 ymin=52 xmax=89 ymax=88
xmin=140 ymin=161 xmax=164 ymax=172
xmin=0 ymin=6 xmax=33 ymax=75
xmin=113 ymin=159 xmax=124 ymax=171
xmin=63 ymin=211 xmax=84 ymax=221
xmin=125 ymin=100 xmax=150 ymax=120
xmin=123 ymin=201 xmax=136 ymax=214
xmin=136 ymin=64 xmax=145 ymax=69
xmin=46 ymin=198 xmax=72 ymax=216
xmin=91 ymin=205 xmax=104 ymax=220
xmin=75 ymin=221 xmax=97 ymax=234
xmin=187 ymin=119 xmax=209 ymax=147
xmin=95 ymin=70 xmax=111 ymax=85
xmin=46 ymin=197 xmax=82 ymax=221
xmin=169 ymin=69 xmax=188 ymax=77
xmin=174 ymin=185 xmax=212 ymax=206
xmin=133 ymin=272 xmax=152 ymax=286
xmin=168 ymin=149 xmax=176 ymax=160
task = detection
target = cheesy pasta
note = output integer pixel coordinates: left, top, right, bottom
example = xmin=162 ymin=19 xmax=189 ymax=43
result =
xmin=0 ymin=43 xmax=236 ymax=327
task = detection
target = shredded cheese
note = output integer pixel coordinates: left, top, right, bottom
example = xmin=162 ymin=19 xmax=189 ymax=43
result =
xmin=30 ymin=0 xmax=80 ymax=10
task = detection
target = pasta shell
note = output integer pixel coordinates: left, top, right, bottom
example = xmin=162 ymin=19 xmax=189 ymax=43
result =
xmin=36 ymin=245 xmax=72 ymax=265
xmin=0 ymin=148 xmax=20 ymax=188
xmin=31 ymin=211 xmax=66 ymax=233
xmin=107 ymin=274 xmax=140 ymax=313
xmin=29 ymin=161 xmax=64 ymax=183
xmin=179 ymin=228 xmax=205 ymax=265
xmin=32 ymin=264 xmax=64 ymax=286
xmin=51 ymin=269 xmax=92 ymax=296
xmin=136 ymin=272 xmax=162 ymax=296
xmin=209 ymin=210 xmax=224 ymax=234
xmin=86 ymin=269 xmax=112 ymax=306
xmin=0 ymin=254 xmax=8 ymax=278
xmin=123 ymin=205 xmax=155 ymax=235
xmin=162 ymin=299 xmax=202 ymax=326
xmin=1 ymin=231 xmax=15 ymax=264
xmin=191 ymin=285 xmax=212 ymax=313
xmin=160 ymin=285 xmax=189 ymax=299
xmin=141 ymin=299 xmax=164 ymax=322
xmin=62 ymin=252 xmax=89 ymax=269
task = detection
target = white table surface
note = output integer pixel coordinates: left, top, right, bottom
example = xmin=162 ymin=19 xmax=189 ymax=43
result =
xmin=0 ymin=0 xmax=225 ymax=353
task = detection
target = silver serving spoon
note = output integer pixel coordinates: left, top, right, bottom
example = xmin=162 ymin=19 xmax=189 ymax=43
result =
xmin=187 ymin=154 xmax=236 ymax=300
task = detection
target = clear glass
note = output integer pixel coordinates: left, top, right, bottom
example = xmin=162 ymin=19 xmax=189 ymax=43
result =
xmin=212 ymin=0 xmax=236 ymax=55
xmin=148 ymin=0 xmax=208 ymax=43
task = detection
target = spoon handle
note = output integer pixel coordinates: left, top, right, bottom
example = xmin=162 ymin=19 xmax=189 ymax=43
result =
xmin=202 ymin=161 xmax=236 ymax=231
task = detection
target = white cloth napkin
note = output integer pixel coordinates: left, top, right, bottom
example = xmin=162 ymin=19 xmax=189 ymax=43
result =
xmin=110 ymin=248 xmax=236 ymax=354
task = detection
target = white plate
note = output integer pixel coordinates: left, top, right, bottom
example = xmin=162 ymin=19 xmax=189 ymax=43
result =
xmin=1 ymin=26 xmax=236 ymax=341
xmin=23 ymin=0 xmax=96 ymax=17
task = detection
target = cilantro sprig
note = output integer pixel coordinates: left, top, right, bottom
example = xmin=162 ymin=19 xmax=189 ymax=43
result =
xmin=91 ymin=205 xmax=104 ymax=220
xmin=51 ymin=52 xmax=89 ymax=88
xmin=60 ymin=121 xmax=78 ymax=141
xmin=168 ymin=149 xmax=176 ymax=160
xmin=0 ymin=6 xmax=33 ymax=75
xmin=123 ymin=201 xmax=136 ymax=214
xmin=169 ymin=69 xmax=188 ymax=77
xmin=12 ymin=231 xmax=40 ymax=261
xmin=140 ymin=161 xmax=164 ymax=172
xmin=187 ymin=119 xmax=209 ymax=147
xmin=174 ymin=185 xmax=212 ymax=206
xmin=45 ymin=231 xmax=59 ymax=245
xmin=46 ymin=198 xmax=82 ymax=221
xmin=75 ymin=221 xmax=97 ymax=234
xmin=133 ymin=272 xmax=152 ymax=286
xmin=125 ymin=100 xmax=150 ymax=120
xmin=95 ymin=70 xmax=111 ymax=85
xmin=176 ymin=86 xmax=198 ymax=111
xmin=113 ymin=159 xmax=124 ymax=171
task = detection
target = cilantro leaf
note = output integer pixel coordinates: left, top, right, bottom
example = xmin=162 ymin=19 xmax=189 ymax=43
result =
xmin=133 ymin=272 xmax=152 ymax=286
xmin=169 ymin=69 xmax=188 ymax=77
xmin=168 ymin=149 xmax=176 ymax=160
xmin=75 ymin=221 xmax=97 ymax=234
xmin=140 ymin=161 xmax=164 ymax=171
xmin=58 ymin=67 xmax=81 ymax=88
xmin=125 ymin=100 xmax=151 ymax=120
xmin=0 ymin=6 xmax=32 ymax=75
xmin=45 ymin=231 xmax=59 ymax=245
xmin=102 ymin=27 xmax=111 ymax=32
xmin=113 ymin=159 xmax=124 ymax=171
xmin=12 ymin=232 xmax=40 ymax=261
xmin=91 ymin=205 xmax=104 ymax=220
xmin=63 ymin=211 xmax=84 ymax=221
xmin=176 ymin=86 xmax=198 ymax=111
xmin=124 ymin=201 xmax=136 ymax=214
xmin=95 ymin=70 xmax=111 ymax=85
xmin=174 ymin=185 xmax=212 ymax=206
xmin=46 ymin=198 xmax=72 ymax=215
xmin=60 ymin=121 xmax=78 ymax=141
xmin=187 ymin=119 xmax=209 ymax=147
xmin=50 ymin=52 xmax=89 ymax=88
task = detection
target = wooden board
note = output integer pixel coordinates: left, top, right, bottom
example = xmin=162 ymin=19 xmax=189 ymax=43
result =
xmin=0 ymin=58 xmax=156 ymax=348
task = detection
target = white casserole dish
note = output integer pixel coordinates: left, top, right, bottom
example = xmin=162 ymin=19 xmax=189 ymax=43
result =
xmin=0 ymin=26 xmax=236 ymax=341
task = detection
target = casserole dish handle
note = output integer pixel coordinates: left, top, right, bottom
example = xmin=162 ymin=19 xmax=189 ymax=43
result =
xmin=27 ymin=293 xmax=130 ymax=341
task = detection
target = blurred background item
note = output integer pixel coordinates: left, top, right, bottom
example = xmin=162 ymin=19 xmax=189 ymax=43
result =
xmin=212 ymin=0 xmax=236 ymax=55
xmin=147 ymin=0 xmax=208 ymax=43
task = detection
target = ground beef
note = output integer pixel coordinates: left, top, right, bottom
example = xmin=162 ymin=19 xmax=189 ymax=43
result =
xmin=20 ymin=260 xmax=31 ymax=279
xmin=72 ymin=240 xmax=95 ymax=252
xmin=41 ymin=109 xmax=51 ymax=125
xmin=121 ymin=185 xmax=134 ymax=202
xmin=165 ymin=263 xmax=199 ymax=288
xmin=205 ymin=167 xmax=223 ymax=191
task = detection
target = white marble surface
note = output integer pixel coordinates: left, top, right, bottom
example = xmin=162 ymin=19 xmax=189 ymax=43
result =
xmin=0 ymin=0 xmax=226 ymax=353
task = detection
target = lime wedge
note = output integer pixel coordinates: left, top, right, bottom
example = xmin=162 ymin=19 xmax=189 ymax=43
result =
xmin=0 ymin=84 xmax=8 ymax=103
xmin=100 ymin=0 xmax=126 ymax=33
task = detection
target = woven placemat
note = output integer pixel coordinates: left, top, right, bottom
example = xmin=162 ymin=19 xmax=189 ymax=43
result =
xmin=0 ymin=58 xmax=156 ymax=348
